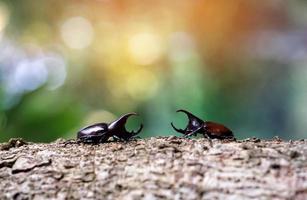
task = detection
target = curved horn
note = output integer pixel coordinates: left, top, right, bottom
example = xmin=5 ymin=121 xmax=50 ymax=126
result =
xmin=176 ymin=109 xmax=204 ymax=122
xmin=108 ymin=113 xmax=138 ymax=130
xmin=172 ymin=109 xmax=204 ymax=135
xmin=171 ymin=122 xmax=185 ymax=133
xmin=130 ymin=123 xmax=143 ymax=135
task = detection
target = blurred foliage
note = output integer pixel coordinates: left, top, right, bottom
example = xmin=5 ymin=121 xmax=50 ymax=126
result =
xmin=1 ymin=0 xmax=307 ymax=142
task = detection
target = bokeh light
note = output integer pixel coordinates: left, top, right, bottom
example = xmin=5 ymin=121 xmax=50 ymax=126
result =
xmin=168 ymin=32 xmax=196 ymax=63
xmin=14 ymin=59 xmax=48 ymax=92
xmin=0 ymin=2 xmax=9 ymax=39
xmin=128 ymin=32 xmax=163 ymax=65
xmin=60 ymin=16 xmax=94 ymax=49
xmin=1 ymin=0 xmax=307 ymax=142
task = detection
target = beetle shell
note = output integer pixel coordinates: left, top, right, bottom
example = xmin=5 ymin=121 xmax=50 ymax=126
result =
xmin=77 ymin=123 xmax=109 ymax=143
xmin=203 ymin=121 xmax=234 ymax=139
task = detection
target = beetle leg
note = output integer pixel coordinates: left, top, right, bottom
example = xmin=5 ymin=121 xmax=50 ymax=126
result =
xmin=112 ymin=135 xmax=121 ymax=141
xmin=128 ymin=135 xmax=141 ymax=141
xmin=203 ymin=133 xmax=213 ymax=147
xmin=184 ymin=127 xmax=202 ymax=138
xmin=171 ymin=122 xmax=185 ymax=134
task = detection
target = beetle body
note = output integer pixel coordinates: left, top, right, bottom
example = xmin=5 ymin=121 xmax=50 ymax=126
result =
xmin=77 ymin=113 xmax=143 ymax=143
xmin=171 ymin=109 xmax=235 ymax=140
xmin=77 ymin=123 xmax=109 ymax=143
xmin=203 ymin=121 xmax=234 ymax=139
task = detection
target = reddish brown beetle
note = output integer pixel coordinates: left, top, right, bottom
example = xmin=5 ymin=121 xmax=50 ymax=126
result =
xmin=171 ymin=109 xmax=235 ymax=140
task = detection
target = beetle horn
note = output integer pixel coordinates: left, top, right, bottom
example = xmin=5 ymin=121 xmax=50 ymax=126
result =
xmin=130 ymin=124 xmax=143 ymax=135
xmin=171 ymin=109 xmax=204 ymax=135
xmin=176 ymin=109 xmax=204 ymax=123
xmin=108 ymin=113 xmax=142 ymax=135
xmin=170 ymin=122 xmax=185 ymax=133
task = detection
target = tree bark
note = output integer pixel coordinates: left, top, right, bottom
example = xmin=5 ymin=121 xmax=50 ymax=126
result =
xmin=0 ymin=137 xmax=306 ymax=200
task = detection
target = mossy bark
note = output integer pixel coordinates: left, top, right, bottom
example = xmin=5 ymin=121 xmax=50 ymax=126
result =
xmin=0 ymin=137 xmax=307 ymax=200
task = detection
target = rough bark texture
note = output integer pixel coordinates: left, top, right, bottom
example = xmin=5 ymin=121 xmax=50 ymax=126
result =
xmin=0 ymin=137 xmax=306 ymax=200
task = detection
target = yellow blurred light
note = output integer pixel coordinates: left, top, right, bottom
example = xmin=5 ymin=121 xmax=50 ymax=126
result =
xmin=128 ymin=32 xmax=163 ymax=65
xmin=83 ymin=110 xmax=116 ymax=126
xmin=0 ymin=2 xmax=9 ymax=39
xmin=126 ymin=69 xmax=159 ymax=101
xmin=60 ymin=16 xmax=94 ymax=49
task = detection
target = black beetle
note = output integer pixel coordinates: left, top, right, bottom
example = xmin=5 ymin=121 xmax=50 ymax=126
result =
xmin=171 ymin=109 xmax=235 ymax=140
xmin=77 ymin=113 xmax=143 ymax=143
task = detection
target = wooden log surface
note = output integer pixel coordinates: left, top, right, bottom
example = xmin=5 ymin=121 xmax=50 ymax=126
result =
xmin=0 ymin=137 xmax=307 ymax=200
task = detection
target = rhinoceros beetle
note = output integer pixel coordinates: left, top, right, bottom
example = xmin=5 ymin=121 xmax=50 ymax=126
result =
xmin=77 ymin=113 xmax=143 ymax=143
xmin=171 ymin=109 xmax=235 ymax=140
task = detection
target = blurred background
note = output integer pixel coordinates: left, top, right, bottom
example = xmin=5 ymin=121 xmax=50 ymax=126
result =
xmin=0 ymin=0 xmax=307 ymax=142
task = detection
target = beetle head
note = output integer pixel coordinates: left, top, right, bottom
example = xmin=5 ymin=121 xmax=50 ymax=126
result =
xmin=108 ymin=113 xmax=143 ymax=137
xmin=171 ymin=109 xmax=204 ymax=135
